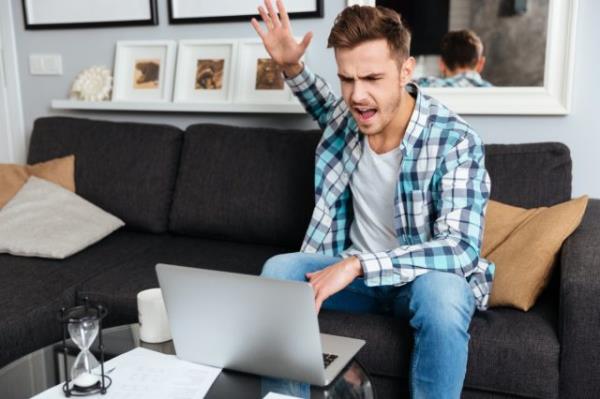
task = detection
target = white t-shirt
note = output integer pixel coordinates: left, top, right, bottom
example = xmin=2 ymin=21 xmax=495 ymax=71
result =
xmin=347 ymin=137 xmax=402 ymax=253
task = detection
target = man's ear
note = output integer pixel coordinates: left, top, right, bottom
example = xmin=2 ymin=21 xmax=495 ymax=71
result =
xmin=439 ymin=58 xmax=449 ymax=77
xmin=400 ymin=56 xmax=416 ymax=85
xmin=476 ymin=56 xmax=486 ymax=73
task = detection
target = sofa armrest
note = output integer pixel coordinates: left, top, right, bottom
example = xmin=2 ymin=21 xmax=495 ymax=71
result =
xmin=559 ymin=198 xmax=600 ymax=398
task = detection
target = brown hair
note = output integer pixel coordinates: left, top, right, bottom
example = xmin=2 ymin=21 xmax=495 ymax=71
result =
xmin=327 ymin=5 xmax=411 ymax=62
xmin=441 ymin=30 xmax=484 ymax=71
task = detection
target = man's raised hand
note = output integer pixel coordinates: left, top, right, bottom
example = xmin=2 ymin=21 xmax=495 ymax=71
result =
xmin=251 ymin=0 xmax=313 ymax=76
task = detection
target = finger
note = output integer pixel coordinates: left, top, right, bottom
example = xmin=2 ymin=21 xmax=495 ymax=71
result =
xmin=300 ymin=31 xmax=313 ymax=51
xmin=308 ymin=272 xmax=325 ymax=286
xmin=265 ymin=0 xmax=282 ymax=28
xmin=315 ymin=292 xmax=329 ymax=312
xmin=306 ymin=268 xmax=324 ymax=278
xmin=315 ymin=299 xmax=322 ymax=314
xmin=276 ymin=0 xmax=290 ymax=28
xmin=250 ymin=18 xmax=267 ymax=40
xmin=257 ymin=6 xmax=273 ymax=30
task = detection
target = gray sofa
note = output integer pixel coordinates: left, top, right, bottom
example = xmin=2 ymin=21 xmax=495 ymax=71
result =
xmin=0 ymin=116 xmax=598 ymax=398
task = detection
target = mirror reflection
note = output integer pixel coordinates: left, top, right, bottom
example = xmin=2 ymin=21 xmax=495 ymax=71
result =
xmin=376 ymin=0 xmax=549 ymax=87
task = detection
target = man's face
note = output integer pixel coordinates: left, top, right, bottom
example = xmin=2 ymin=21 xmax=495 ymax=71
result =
xmin=335 ymin=39 xmax=413 ymax=136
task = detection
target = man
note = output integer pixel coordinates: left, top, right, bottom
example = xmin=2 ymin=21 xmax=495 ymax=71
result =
xmin=416 ymin=29 xmax=493 ymax=88
xmin=251 ymin=1 xmax=495 ymax=397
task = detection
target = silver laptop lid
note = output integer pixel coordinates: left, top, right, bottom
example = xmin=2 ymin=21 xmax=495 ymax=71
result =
xmin=156 ymin=263 xmax=327 ymax=385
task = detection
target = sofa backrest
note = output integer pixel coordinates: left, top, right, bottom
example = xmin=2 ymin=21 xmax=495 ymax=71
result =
xmin=28 ymin=117 xmax=183 ymax=233
xmin=169 ymin=124 xmax=320 ymax=249
xmin=27 ymin=117 xmax=572 ymax=246
xmin=484 ymin=142 xmax=572 ymax=208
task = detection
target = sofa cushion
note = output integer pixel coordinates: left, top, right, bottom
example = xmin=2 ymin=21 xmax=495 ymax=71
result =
xmin=77 ymin=235 xmax=289 ymax=327
xmin=319 ymin=286 xmax=559 ymax=399
xmin=484 ymin=142 xmax=571 ymax=208
xmin=0 ymin=231 xmax=164 ymax=368
xmin=169 ymin=124 xmax=320 ymax=248
xmin=27 ymin=117 xmax=183 ymax=233
xmin=484 ymin=196 xmax=588 ymax=310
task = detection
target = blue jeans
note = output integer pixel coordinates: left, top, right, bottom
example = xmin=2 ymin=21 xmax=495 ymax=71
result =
xmin=261 ymin=252 xmax=476 ymax=399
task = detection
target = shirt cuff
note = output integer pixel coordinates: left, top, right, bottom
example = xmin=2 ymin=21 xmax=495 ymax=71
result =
xmin=284 ymin=63 xmax=317 ymax=94
xmin=355 ymin=251 xmax=397 ymax=286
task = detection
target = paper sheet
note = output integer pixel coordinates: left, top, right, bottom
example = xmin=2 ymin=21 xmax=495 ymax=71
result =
xmin=33 ymin=347 xmax=222 ymax=399
xmin=263 ymin=393 xmax=303 ymax=399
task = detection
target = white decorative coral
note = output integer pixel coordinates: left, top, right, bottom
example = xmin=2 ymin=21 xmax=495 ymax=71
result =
xmin=70 ymin=66 xmax=113 ymax=101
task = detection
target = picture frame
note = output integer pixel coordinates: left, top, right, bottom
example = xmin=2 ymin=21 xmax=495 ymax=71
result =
xmin=173 ymin=40 xmax=238 ymax=104
xmin=233 ymin=39 xmax=301 ymax=105
xmin=168 ymin=0 xmax=323 ymax=24
xmin=22 ymin=0 xmax=158 ymax=30
xmin=112 ymin=41 xmax=177 ymax=103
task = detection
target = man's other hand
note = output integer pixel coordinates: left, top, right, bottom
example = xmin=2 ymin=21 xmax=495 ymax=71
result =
xmin=306 ymin=256 xmax=363 ymax=314
xmin=251 ymin=0 xmax=313 ymax=77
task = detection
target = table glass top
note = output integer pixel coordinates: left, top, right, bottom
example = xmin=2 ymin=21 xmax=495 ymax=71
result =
xmin=0 ymin=324 xmax=375 ymax=399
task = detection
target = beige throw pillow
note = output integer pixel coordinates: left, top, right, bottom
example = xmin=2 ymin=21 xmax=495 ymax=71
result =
xmin=484 ymin=196 xmax=589 ymax=311
xmin=0 ymin=155 xmax=75 ymax=209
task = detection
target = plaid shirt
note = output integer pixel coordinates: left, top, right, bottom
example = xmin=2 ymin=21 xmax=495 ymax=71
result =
xmin=285 ymin=65 xmax=496 ymax=311
xmin=415 ymin=71 xmax=493 ymax=88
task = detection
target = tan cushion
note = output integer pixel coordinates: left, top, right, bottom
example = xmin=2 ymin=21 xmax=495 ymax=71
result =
xmin=0 ymin=155 xmax=75 ymax=209
xmin=484 ymin=196 xmax=589 ymax=311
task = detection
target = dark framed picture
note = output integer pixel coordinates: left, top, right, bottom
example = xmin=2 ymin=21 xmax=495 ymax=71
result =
xmin=22 ymin=0 xmax=158 ymax=30
xmin=168 ymin=0 xmax=323 ymax=24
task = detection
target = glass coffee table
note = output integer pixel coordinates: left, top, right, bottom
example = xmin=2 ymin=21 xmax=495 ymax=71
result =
xmin=0 ymin=324 xmax=375 ymax=399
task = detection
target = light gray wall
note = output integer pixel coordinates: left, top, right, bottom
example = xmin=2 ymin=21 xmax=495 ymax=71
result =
xmin=11 ymin=0 xmax=600 ymax=198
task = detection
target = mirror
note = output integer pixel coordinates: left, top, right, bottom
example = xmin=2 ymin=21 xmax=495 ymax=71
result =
xmin=378 ymin=0 xmax=549 ymax=87
xmin=369 ymin=0 xmax=578 ymax=114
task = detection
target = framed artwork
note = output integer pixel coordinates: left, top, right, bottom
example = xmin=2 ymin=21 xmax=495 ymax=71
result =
xmin=22 ymin=0 xmax=158 ymax=30
xmin=173 ymin=40 xmax=237 ymax=104
xmin=346 ymin=0 xmax=375 ymax=5
xmin=112 ymin=41 xmax=177 ymax=103
xmin=233 ymin=39 xmax=300 ymax=105
xmin=168 ymin=0 xmax=323 ymax=24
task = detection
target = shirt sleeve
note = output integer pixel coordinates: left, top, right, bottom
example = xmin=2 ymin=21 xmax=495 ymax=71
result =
xmin=350 ymin=132 xmax=492 ymax=287
xmin=284 ymin=63 xmax=342 ymax=130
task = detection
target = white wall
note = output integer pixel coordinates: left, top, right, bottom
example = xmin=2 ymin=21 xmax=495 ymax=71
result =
xmin=9 ymin=0 xmax=600 ymax=197
xmin=0 ymin=0 xmax=26 ymax=163
xmin=0 ymin=20 xmax=11 ymax=161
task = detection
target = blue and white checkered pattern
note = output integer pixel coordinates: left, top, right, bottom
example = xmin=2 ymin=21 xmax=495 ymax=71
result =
xmin=285 ymin=65 xmax=495 ymax=311
xmin=415 ymin=71 xmax=493 ymax=88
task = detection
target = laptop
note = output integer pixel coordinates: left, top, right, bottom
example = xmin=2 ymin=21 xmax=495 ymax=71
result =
xmin=156 ymin=263 xmax=365 ymax=386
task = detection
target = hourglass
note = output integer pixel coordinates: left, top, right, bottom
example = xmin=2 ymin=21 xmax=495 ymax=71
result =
xmin=59 ymin=299 xmax=111 ymax=396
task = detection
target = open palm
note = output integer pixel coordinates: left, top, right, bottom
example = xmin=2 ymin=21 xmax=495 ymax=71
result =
xmin=251 ymin=0 xmax=313 ymax=67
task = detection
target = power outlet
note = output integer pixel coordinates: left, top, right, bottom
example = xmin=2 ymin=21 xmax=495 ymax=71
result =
xmin=29 ymin=54 xmax=63 ymax=75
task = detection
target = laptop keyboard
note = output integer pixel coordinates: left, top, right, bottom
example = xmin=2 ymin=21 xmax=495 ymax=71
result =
xmin=322 ymin=353 xmax=338 ymax=368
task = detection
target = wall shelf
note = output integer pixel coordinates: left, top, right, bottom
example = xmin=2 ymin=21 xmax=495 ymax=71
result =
xmin=51 ymin=99 xmax=306 ymax=114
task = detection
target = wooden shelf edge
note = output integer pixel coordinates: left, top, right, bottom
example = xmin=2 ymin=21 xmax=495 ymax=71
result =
xmin=51 ymin=100 xmax=307 ymax=114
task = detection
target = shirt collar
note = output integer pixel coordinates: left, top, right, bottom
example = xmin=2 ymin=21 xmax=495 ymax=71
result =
xmin=401 ymin=82 xmax=430 ymax=156
xmin=454 ymin=70 xmax=483 ymax=81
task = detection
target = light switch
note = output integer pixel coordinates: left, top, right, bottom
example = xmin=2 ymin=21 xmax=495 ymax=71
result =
xmin=29 ymin=54 xmax=63 ymax=75
xmin=29 ymin=55 xmax=44 ymax=75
